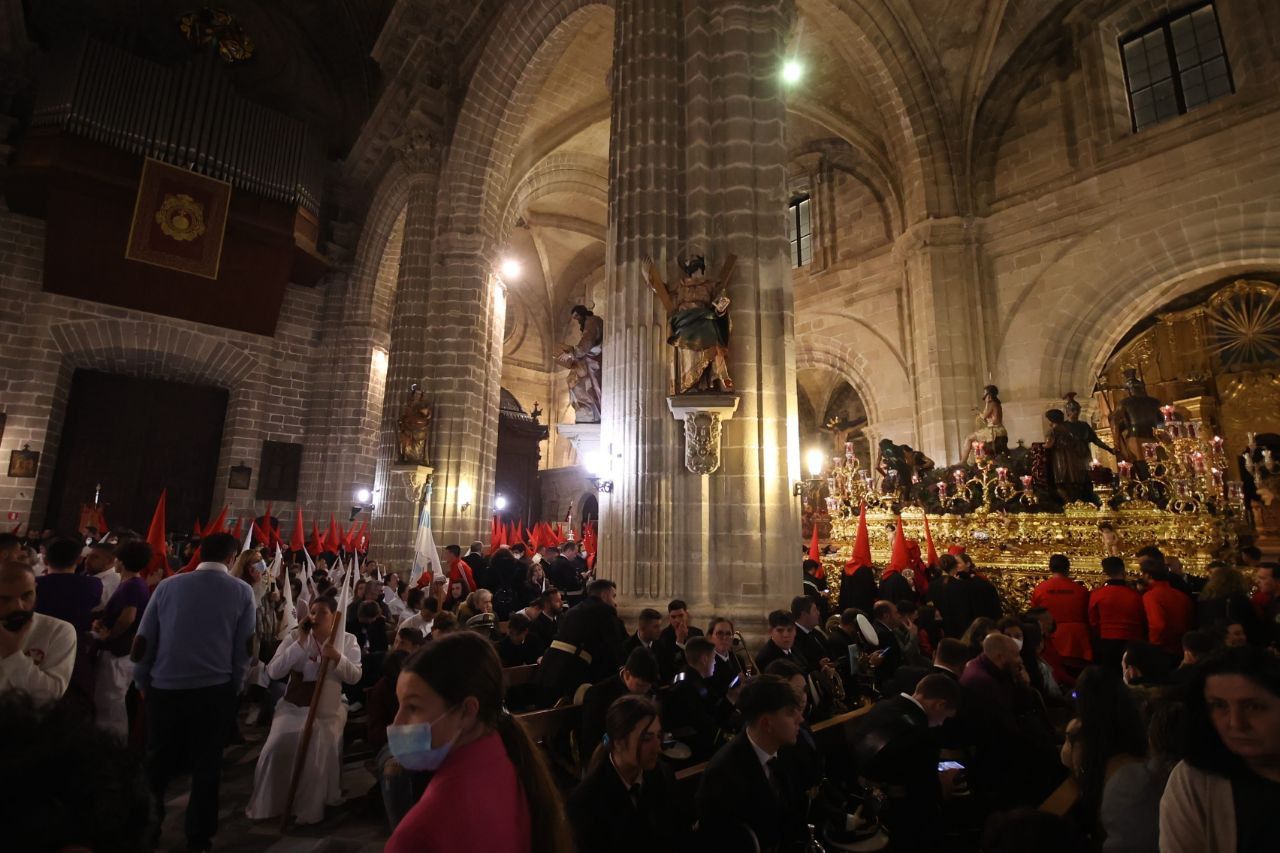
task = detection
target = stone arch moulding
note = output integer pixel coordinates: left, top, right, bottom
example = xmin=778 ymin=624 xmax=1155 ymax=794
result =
xmin=49 ymin=319 xmax=259 ymax=388
xmin=432 ymin=0 xmax=614 ymax=253
xmin=794 ymin=341 xmax=884 ymax=433
xmin=1036 ymin=243 xmax=1280 ymax=401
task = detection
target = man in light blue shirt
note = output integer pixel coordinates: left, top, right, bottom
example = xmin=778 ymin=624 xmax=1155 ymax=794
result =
xmin=132 ymin=532 xmax=255 ymax=852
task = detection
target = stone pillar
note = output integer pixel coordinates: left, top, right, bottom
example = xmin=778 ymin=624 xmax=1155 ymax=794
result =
xmin=685 ymin=0 xmax=800 ymax=613
xmin=600 ymin=0 xmax=799 ymax=619
xmin=372 ymin=144 xmax=440 ymax=568
xmin=894 ymin=218 xmax=990 ymax=465
xmin=417 ymin=235 xmax=506 ymax=548
xmin=599 ymin=0 xmax=688 ymax=602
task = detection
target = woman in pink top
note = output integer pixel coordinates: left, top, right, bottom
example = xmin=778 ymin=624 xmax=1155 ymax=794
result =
xmin=384 ymin=632 xmax=573 ymax=853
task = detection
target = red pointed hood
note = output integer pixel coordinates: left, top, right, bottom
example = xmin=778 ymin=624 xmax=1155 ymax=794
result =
xmin=290 ymin=508 xmax=306 ymax=553
xmin=843 ymin=504 xmax=873 ymax=576
xmin=885 ymin=516 xmax=912 ymax=574
xmin=203 ymin=506 xmax=228 ymax=537
xmin=143 ymin=490 xmax=168 ymax=578
xmin=808 ymin=523 xmax=821 ymax=564
xmin=325 ymin=515 xmax=341 ymax=553
xmin=922 ymin=513 xmax=940 ymax=568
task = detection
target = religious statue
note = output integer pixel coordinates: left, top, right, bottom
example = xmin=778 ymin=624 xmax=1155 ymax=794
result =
xmin=1110 ymin=369 xmax=1165 ymax=466
xmin=824 ymin=412 xmax=867 ymax=456
xmin=1043 ymin=408 xmax=1090 ymax=502
xmin=876 ymin=438 xmax=934 ymax=501
xmin=1062 ymin=392 xmax=1118 ymax=457
xmin=396 ymin=384 xmax=432 ymax=465
xmin=554 ymin=305 xmax=604 ymax=423
xmin=643 ymin=252 xmax=736 ymax=394
xmin=961 ymin=385 xmax=1008 ymax=462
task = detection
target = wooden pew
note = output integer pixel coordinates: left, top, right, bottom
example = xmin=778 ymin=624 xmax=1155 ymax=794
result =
xmin=502 ymin=664 xmax=538 ymax=689
xmin=516 ymin=703 xmax=584 ymax=787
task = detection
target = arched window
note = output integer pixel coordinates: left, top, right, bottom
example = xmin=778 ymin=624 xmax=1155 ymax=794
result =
xmin=787 ymin=194 xmax=812 ymax=268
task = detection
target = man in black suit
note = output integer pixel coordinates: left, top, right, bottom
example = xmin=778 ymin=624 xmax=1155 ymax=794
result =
xmin=579 ymin=647 xmax=659 ymax=766
xmin=790 ymin=595 xmax=829 ymax=674
xmin=518 ymin=588 xmax=562 ymax=649
xmin=867 ymin=600 xmax=904 ymax=684
xmin=655 ymin=598 xmax=704 ymax=682
xmin=623 ymin=608 xmax=663 ymax=658
xmin=535 ymin=579 xmax=625 ymax=707
xmin=566 ymin=695 xmax=681 ymax=852
xmin=933 ymin=554 xmax=1001 ymax=639
xmin=854 ymin=673 xmax=962 ymax=851
xmin=662 ymin=637 xmax=735 ymax=762
xmin=839 ymin=560 xmax=878 ymax=616
xmin=462 ymin=540 xmax=489 ymax=590
xmin=696 ymin=675 xmax=808 ymax=852
xmin=754 ymin=609 xmax=810 ymax=672
xmin=706 ymin=616 xmax=742 ymax=698
xmin=548 ymin=541 xmax=589 ymax=594
xmin=883 ymin=636 xmax=967 ymax=696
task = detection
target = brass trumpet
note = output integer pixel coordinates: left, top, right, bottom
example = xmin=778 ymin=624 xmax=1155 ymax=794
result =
xmin=731 ymin=630 xmax=757 ymax=677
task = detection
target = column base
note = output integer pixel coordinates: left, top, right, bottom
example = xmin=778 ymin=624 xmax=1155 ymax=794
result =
xmin=667 ymin=393 xmax=740 ymax=475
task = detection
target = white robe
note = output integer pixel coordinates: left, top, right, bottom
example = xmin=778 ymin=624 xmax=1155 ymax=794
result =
xmin=245 ymin=630 xmax=361 ymax=824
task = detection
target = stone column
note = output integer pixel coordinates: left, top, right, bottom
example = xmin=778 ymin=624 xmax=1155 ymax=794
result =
xmin=685 ymin=0 xmax=800 ymax=613
xmin=894 ymin=218 xmax=990 ymax=465
xmin=417 ymin=235 xmax=506 ymax=548
xmin=372 ymin=138 xmax=441 ymax=568
xmin=600 ymin=0 xmax=799 ymax=619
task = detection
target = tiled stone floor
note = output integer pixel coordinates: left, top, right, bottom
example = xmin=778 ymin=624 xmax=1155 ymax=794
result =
xmin=153 ymin=710 xmax=391 ymax=852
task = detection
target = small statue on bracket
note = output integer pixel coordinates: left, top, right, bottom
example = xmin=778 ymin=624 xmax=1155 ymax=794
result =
xmin=643 ymin=251 xmax=736 ymax=394
xmin=396 ymin=383 xmax=433 ymax=466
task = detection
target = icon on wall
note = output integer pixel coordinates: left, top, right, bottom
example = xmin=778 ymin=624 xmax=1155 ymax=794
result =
xmin=8 ymin=444 xmax=39 ymax=478
xmin=227 ymin=461 xmax=252 ymax=490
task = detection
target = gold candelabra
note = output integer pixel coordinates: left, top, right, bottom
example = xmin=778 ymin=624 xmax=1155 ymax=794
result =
xmin=1116 ymin=411 xmax=1245 ymax=514
xmin=823 ymin=442 xmax=892 ymax=517
xmin=934 ymin=441 xmax=1037 ymax=514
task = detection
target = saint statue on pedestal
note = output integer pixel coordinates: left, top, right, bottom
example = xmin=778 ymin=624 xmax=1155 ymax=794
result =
xmin=554 ymin=305 xmax=603 ymax=423
xmin=643 ymin=252 xmax=736 ymax=394
xmin=396 ymin=384 xmax=432 ymax=465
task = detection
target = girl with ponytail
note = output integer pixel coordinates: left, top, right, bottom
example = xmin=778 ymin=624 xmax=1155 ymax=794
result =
xmin=384 ymin=632 xmax=574 ymax=853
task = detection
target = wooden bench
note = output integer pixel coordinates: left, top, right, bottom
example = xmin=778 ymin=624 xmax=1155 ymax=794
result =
xmin=515 ymin=703 xmax=583 ymax=743
xmin=502 ymin=664 xmax=538 ymax=689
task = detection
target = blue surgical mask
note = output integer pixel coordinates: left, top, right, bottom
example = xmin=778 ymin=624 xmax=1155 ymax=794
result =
xmin=386 ymin=707 xmax=459 ymax=771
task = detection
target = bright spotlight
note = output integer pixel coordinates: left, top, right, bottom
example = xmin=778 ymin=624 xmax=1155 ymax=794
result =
xmin=494 ymin=493 xmax=509 ymax=512
xmin=499 ymin=257 xmax=522 ymax=280
xmin=584 ymin=450 xmax=607 ymax=478
xmin=355 ymin=487 xmax=372 ymax=505
xmin=782 ymin=60 xmax=803 ymax=84
xmin=805 ymin=448 xmax=825 ymax=479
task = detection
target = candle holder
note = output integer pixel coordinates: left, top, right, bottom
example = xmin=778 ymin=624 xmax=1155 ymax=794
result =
xmin=822 ymin=452 xmax=893 ymax=519
xmin=936 ymin=454 xmax=1036 ymax=514
xmin=1118 ymin=413 xmax=1241 ymax=515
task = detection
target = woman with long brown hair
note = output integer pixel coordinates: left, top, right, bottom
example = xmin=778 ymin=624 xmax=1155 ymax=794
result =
xmin=384 ymin=631 xmax=574 ymax=853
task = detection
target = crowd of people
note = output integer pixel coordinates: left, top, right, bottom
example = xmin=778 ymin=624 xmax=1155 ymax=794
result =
xmin=1 ymin=524 xmax=1278 ymax=852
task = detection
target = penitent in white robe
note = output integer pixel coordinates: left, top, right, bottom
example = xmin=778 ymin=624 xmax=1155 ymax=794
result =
xmin=246 ymin=629 xmax=362 ymax=824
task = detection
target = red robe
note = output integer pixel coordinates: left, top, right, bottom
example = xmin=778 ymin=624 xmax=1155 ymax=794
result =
xmin=1031 ymin=574 xmax=1093 ymax=662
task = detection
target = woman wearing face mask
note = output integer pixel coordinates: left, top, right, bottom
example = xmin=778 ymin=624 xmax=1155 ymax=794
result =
xmin=565 ymin=695 xmax=678 ymax=852
xmin=385 ymin=631 xmax=573 ymax=853
xmin=1161 ymin=646 xmax=1280 ymax=853
xmin=246 ymin=596 xmax=362 ymax=824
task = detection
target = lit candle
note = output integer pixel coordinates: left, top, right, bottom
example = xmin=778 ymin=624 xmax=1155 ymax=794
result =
xmin=825 ymin=495 xmax=838 ymax=514
xmin=953 ymin=469 xmax=966 ymax=484
xmin=1191 ymin=451 xmax=1206 ymax=474
xmin=935 ymin=482 xmax=947 ymax=500
xmin=844 ymin=441 xmax=855 ymax=460
xmin=1212 ymin=435 xmax=1224 ymax=452
xmin=1211 ymin=468 xmax=1224 ymax=487
xmin=1117 ymin=460 xmax=1132 ymax=478
xmin=1160 ymin=405 xmax=1176 ymax=421
xmin=973 ymin=441 xmax=986 ymax=459
xmin=1020 ymin=475 xmax=1033 ymax=489
xmin=1143 ymin=443 xmax=1158 ymax=462
xmin=996 ymin=467 xmax=1008 ymax=482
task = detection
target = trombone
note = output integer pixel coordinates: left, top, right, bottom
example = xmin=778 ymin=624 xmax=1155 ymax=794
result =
xmin=731 ymin=631 xmax=757 ymax=677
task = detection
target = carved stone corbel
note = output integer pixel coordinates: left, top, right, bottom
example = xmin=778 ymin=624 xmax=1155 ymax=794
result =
xmin=667 ymin=393 xmax=740 ymax=475
xmin=390 ymin=464 xmax=433 ymax=507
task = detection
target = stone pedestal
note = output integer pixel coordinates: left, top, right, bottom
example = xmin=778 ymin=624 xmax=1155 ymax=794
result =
xmin=388 ymin=464 xmax=433 ymax=508
xmin=556 ymin=422 xmax=601 ymax=466
xmin=666 ymin=393 xmax=739 ymax=474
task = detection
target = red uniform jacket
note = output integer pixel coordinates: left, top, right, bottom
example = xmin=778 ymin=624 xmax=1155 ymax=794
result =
xmin=1089 ymin=580 xmax=1147 ymax=642
xmin=448 ymin=558 xmax=477 ymax=593
xmin=1143 ymin=580 xmax=1195 ymax=655
xmin=1032 ymin=574 xmax=1093 ymax=661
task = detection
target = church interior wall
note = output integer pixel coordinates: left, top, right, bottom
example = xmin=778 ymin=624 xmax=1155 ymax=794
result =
xmin=0 ymin=210 xmax=324 ymax=532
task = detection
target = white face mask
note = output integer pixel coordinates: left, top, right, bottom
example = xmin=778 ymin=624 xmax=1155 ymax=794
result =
xmin=1012 ymin=637 xmax=1024 ymax=651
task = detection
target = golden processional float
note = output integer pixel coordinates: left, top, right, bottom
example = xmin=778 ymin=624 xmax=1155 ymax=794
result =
xmin=806 ymin=418 xmax=1244 ymax=611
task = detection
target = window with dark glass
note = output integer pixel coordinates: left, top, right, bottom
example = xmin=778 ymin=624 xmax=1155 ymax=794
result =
xmin=1120 ymin=2 xmax=1233 ymax=132
xmin=788 ymin=195 xmax=812 ymax=268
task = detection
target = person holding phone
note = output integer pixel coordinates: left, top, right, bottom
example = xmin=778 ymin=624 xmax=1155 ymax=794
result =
xmin=853 ymin=673 xmax=962 ymax=851
xmin=0 ymin=560 xmax=76 ymax=703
